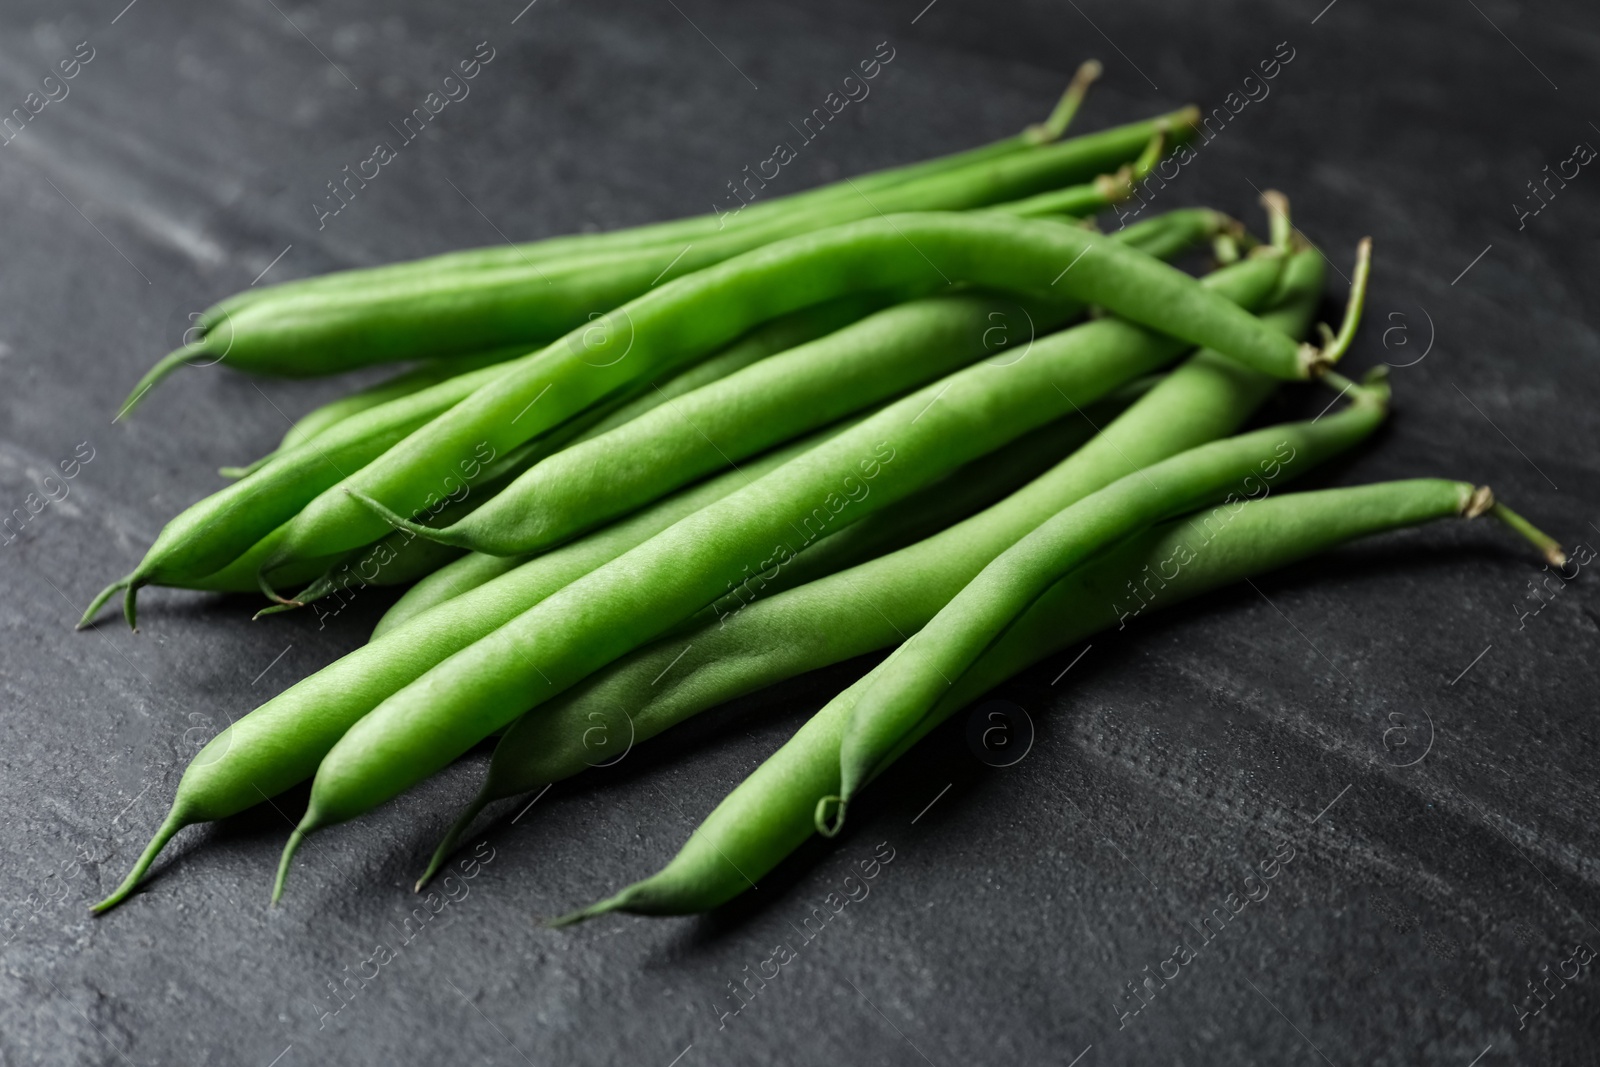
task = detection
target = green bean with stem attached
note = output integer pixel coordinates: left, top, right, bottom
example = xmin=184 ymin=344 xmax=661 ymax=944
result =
xmin=88 ymin=418 xmax=864 ymax=914
xmin=414 ymin=231 xmax=1323 ymax=881
xmin=820 ymin=371 xmax=1389 ymax=833
xmin=123 ymin=91 xmax=1193 ymax=411
xmin=269 ymin=233 xmax=1297 ymax=900
xmin=555 ymin=480 xmax=1563 ymax=921
xmin=257 ymin=207 xmax=1334 ymax=589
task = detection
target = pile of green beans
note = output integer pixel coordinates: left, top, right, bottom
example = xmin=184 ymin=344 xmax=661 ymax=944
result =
xmin=119 ymin=65 xmax=1194 ymax=411
xmin=85 ymin=139 xmax=1193 ymax=630
xmin=822 ymin=373 xmax=1389 ymax=832
xmin=557 ymin=481 xmax=1555 ymax=922
xmin=80 ymin=69 xmax=1570 ymax=926
xmin=412 ymin=243 xmax=1327 ymax=882
xmin=266 ymin=224 xmax=1302 ymax=900
xmin=253 ymin=208 xmax=1332 ymax=591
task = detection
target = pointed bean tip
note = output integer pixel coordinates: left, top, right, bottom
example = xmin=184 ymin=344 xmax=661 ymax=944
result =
xmin=814 ymin=795 xmax=847 ymax=838
xmin=272 ymin=828 xmax=306 ymax=905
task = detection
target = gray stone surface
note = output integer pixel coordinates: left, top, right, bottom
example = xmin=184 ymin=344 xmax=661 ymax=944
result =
xmin=1 ymin=0 xmax=1597 ymax=1064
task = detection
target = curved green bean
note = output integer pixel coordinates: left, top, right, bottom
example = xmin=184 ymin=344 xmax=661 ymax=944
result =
xmin=123 ymin=102 xmax=1194 ymax=411
xmin=557 ymin=480 xmax=1557 ymax=920
xmin=415 ymin=246 xmax=1322 ymax=878
xmin=367 ymin=208 xmax=1220 ymax=635
xmin=271 ymin=240 xmax=1293 ymax=899
xmin=259 ymin=209 xmax=1316 ymax=585
xmin=89 ymin=422 xmax=850 ymax=913
xmin=825 ymin=377 xmax=1390 ymax=830
xmin=358 ymin=207 xmax=1218 ymax=561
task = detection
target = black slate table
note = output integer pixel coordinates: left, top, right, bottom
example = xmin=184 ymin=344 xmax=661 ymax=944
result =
xmin=3 ymin=1 xmax=1598 ymax=1064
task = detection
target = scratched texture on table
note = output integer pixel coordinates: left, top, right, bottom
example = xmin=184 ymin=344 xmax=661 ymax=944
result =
xmin=1 ymin=0 xmax=1597 ymax=1064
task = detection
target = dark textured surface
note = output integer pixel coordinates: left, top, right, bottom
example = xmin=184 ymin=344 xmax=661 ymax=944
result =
xmin=3 ymin=1 xmax=1598 ymax=1064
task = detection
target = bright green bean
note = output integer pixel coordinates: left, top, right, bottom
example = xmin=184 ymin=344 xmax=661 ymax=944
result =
xmin=363 ymin=206 xmax=1216 ymax=639
xmin=219 ymin=345 xmax=534 ymax=479
xmin=558 ymin=480 xmax=1556 ymax=920
xmin=89 ymin=421 xmax=853 ymax=913
xmin=82 ymin=296 xmax=884 ymax=628
xmin=206 ymin=65 xmax=1109 ymax=316
xmin=357 ymin=209 xmax=1218 ymax=561
xmin=826 ymin=381 xmax=1391 ymax=830
xmin=415 ymin=248 xmax=1321 ymax=877
xmin=123 ymin=103 xmax=1195 ymax=411
xmin=271 ymin=240 xmax=1293 ymax=899
xmin=259 ymin=209 xmax=1315 ymax=585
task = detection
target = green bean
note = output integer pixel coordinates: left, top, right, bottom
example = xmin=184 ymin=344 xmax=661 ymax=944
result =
xmin=363 ymin=210 xmax=1214 ymax=562
xmin=412 ymin=390 xmax=1158 ymax=883
xmin=82 ymin=296 xmax=885 ymax=629
xmin=366 ymin=210 xmax=1217 ymax=636
xmin=88 ymin=422 xmax=855 ymax=914
xmin=123 ymin=101 xmax=1194 ymax=411
xmin=270 ymin=239 xmax=1294 ymax=900
xmin=83 ymin=355 xmax=528 ymax=629
xmin=824 ymin=377 xmax=1389 ymax=831
xmin=556 ymin=480 xmax=1561 ymax=921
xmin=258 ymin=209 xmax=1321 ymax=586
xmin=218 ymin=345 xmax=534 ymax=479
xmin=356 ymin=292 xmax=1083 ymax=556
xmin=207 ymin=64 xmax=1108 ymax=317
xmin=415 ymin=244 xmax=1320 ymax=877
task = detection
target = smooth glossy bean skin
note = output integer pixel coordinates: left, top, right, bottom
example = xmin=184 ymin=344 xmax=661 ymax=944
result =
xmin=366 ymin=212 xmax=1220 ymax=634
xmin=83 ymin=296 xmax=886 ymax=628
xmin=557 ymin=479 xmax=1499 ymax=920
xmin=89 ymin=426 xmax=843 ymax=913
xmin=830 ymin=385 xmax=1391 ymax=820
xmin=364 ymin=292 xmax=1081 ymax=555
xmin=359 ymin=213 xmax=1218 ymax=560
xmin=220 ymin=345 xmax=536 ymax=479
xmin=137 ymin=108 xmax=1195 ymax=395
xmin=417 ymin=253 xmax=1319 ymax=874
xmin=261 ymin=210 xmax=1308 ymax=578
xmin=410 ymin=404 xmax=1151 ymax=884
xmin=274 ymin=244 xmax=1293 ymax=895
xmin=203 ymin=71 xmax=1118 ymax=315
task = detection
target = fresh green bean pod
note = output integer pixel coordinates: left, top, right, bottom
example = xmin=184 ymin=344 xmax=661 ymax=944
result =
xmin=219 ymin=345 xmax=534 ymax=479
xmin=361 ymin=293 xmax=1081 ymax=555
xmin=415 ymin=248 xmax=1320 ymax=877
xmin=89 ymin=422 xmax=857 ymax=914
xmin=355 ymin=208 xmax=1219 ymax=560
xmin=206 ymin=65 xmax=1111 ymax=317
xmin=260 ymin=209 xmax=1313 ymax=583
xmin=363 ymin=207 xmax=1216 ymax=635
xmin=559 ymin=479 xmax=1556 ymax=920
xmin=82 ymin=296 xmax=886 ymax=628
xmin=126 ymin=103 xmax=1195 ymax=408
xmin=826 ymin=381 xmax=1392 ymax=829
xmin=272 ymin=242 xmax=1293 ymax=898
